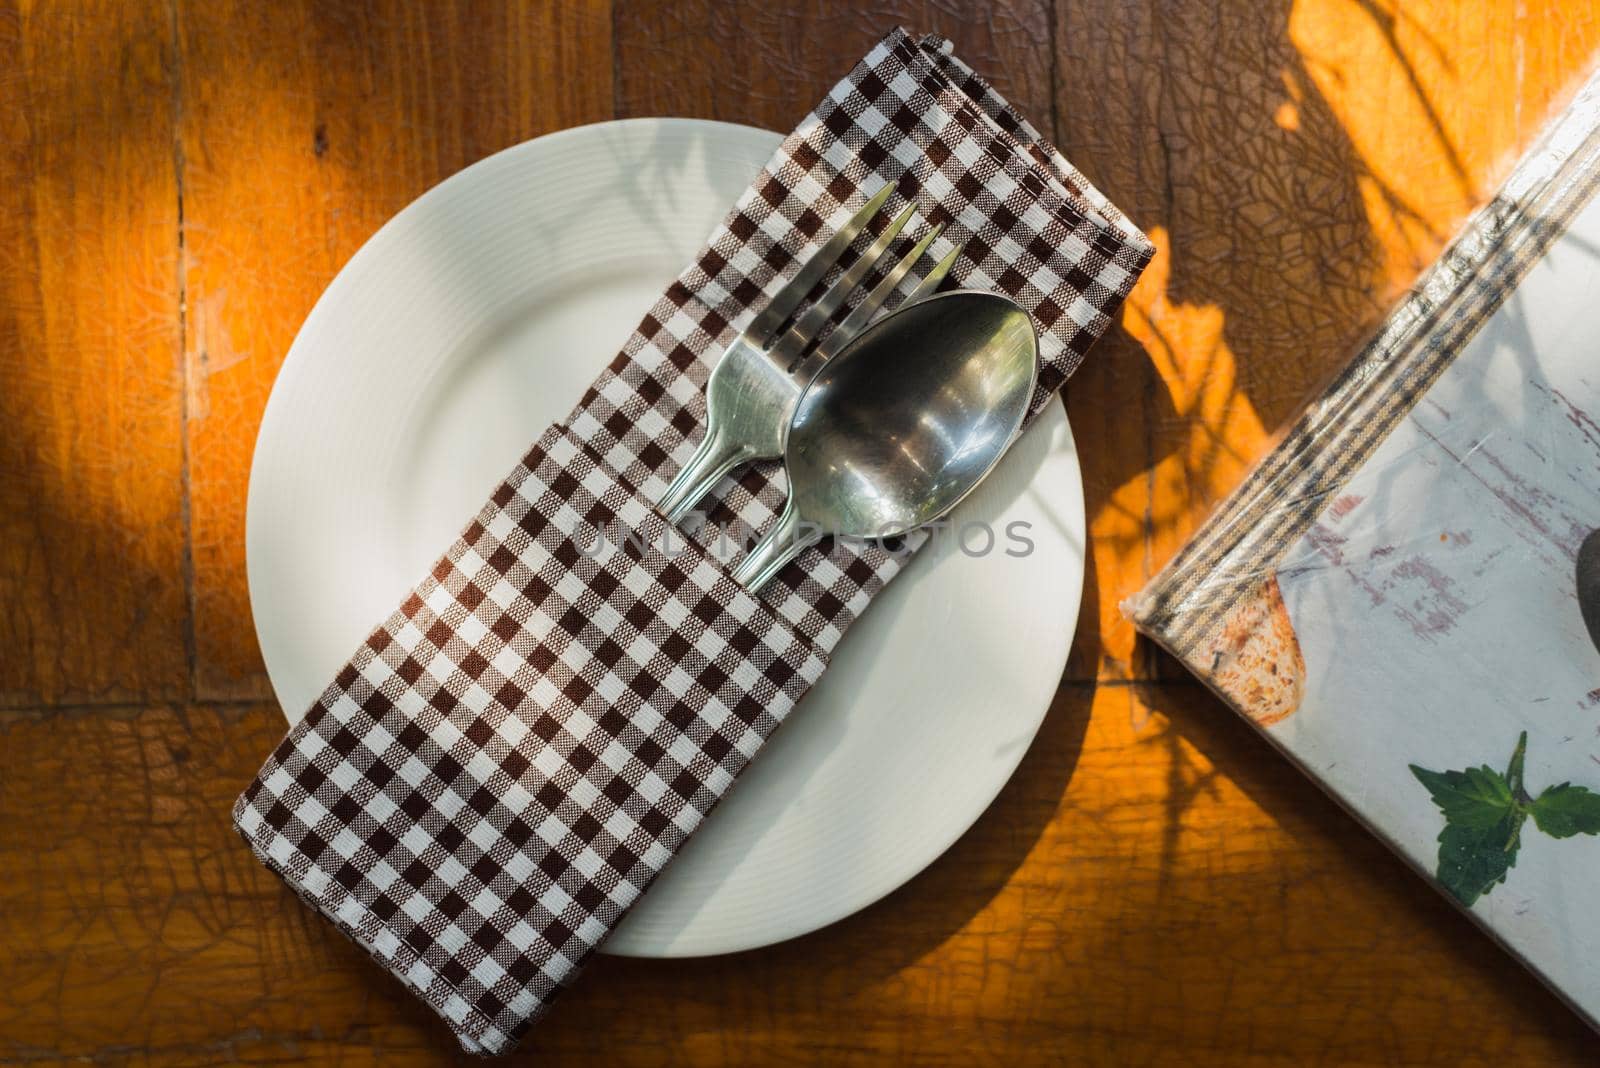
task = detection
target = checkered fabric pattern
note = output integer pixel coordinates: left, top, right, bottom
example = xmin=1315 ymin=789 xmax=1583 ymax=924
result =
xmin=236 ymin=27 xmax=1152 ymax=1055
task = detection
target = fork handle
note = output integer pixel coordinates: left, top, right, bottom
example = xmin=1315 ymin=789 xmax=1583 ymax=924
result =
xmin=730 ymin=496 xmax=808 ymax=593
xmin=656 ymin=422 xmax=757 ymax=525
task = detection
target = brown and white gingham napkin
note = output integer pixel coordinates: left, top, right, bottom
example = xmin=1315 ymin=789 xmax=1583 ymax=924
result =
xmin=235 ymin=28 xmax=1153 ymax=1055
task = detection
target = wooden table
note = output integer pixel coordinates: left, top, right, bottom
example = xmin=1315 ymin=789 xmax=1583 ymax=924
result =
xmin=3 ymin=2 xmax=1597 ymax=1063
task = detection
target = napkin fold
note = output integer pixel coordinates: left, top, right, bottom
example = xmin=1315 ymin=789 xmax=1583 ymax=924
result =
xmin=235 ymin=28 xmax=1153 ymax=1054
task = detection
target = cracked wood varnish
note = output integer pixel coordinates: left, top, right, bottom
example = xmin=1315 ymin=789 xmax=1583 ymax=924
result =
xmin=2 ymin=1 xmax=1599 ymax=1063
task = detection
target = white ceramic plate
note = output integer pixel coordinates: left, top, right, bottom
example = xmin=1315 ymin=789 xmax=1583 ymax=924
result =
xmin=248 ymin=119 xmax=1085 ymax=957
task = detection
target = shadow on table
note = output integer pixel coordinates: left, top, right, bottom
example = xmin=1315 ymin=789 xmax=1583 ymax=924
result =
xmin=1131 ymin=674 xmax=1598 ymax=1055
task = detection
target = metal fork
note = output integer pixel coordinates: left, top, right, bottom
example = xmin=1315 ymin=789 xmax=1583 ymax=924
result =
xmin=654 ymin=188 xmax=960 ymax=523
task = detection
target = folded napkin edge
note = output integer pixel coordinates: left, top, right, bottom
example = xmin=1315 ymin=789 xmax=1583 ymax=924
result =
xmin=891 ymin=24 xmax=1156 ymax=262
xmin=230 ymin=791 xmax=509 ymax=1053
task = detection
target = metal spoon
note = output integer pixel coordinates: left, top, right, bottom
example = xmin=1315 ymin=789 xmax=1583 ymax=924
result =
xmin=1578 ymin=527 xmax=1600 ymax=656
xmin=730 ymin=290 xmax=1038 ymax=592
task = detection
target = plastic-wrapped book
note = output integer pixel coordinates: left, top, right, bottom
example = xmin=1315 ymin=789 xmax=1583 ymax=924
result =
xmin=1125 ymin=66 xmax=1600 ymax=1028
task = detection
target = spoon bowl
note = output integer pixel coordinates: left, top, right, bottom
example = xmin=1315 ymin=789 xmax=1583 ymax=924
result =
xmin=732 ymin=290 xmax=1038 ymax=592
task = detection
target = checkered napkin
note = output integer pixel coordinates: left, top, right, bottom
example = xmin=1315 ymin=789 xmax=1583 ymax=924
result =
xmin=235 ymin=27 xmax=1153 ymax=1055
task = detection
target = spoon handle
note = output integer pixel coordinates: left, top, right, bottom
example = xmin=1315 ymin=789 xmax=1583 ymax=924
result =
xmin=731 ymin=496 xmax=807 ymax=593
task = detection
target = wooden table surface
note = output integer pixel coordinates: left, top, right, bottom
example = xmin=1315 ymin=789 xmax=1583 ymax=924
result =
xmin=4 ymin=2 xmax=1598 ymax=1064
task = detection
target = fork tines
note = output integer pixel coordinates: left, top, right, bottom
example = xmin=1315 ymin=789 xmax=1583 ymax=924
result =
xmin=759 ymin=187 xmax=959 ymax=380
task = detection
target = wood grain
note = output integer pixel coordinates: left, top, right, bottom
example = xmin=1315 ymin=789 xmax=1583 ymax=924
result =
xmin=176 ymin=0 xmax=614 ymax=700
xmin=614 ymin=1 xmax=1054 ymax=131
xmin=2 ymin=687 xmax=1591 ymax=1065
xmin=0 ymin=1 xmax=188 ymax=707
xmin=3 ymin=0 xmax=1600 ymax=1063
